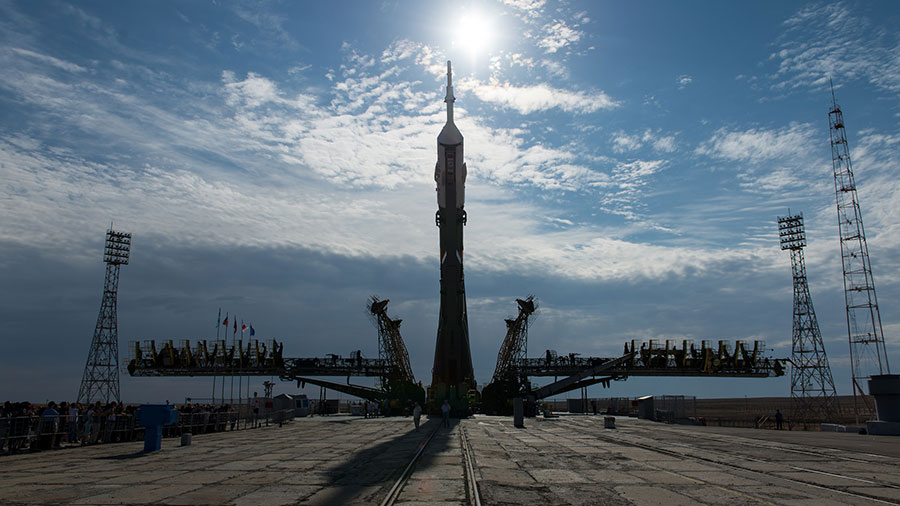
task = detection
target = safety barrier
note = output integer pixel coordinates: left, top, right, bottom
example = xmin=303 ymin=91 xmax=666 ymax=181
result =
xmin=0 ymin=409 xmax=294 ymax=455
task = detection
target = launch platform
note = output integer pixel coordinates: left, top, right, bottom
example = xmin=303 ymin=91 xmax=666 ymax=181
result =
xmin=3 ymin=415 xmax=899 ymax=505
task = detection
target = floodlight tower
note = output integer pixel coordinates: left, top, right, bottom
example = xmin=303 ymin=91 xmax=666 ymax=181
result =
xmin=777 ymin=213 xmax=838 ymax=425
xmin=78 ymin=228 xmax=131 ymax=404
xmin=829 ymin=85 xmax=891 ymax=422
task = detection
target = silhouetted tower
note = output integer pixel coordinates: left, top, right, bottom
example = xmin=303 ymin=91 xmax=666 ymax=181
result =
xmin=369 ymin=296 xmax=416 ymax=388
xmin=829 ymin=85 xmax=891 ymax=422
xmin=78 ymin=228 xmax=131 ymax=404
xmin=778 ymin=213 xmax=838 ymax=425
xmin=490 ymin=297 xmax=537 ymax=385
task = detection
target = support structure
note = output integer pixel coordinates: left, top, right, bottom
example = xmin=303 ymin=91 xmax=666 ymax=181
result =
xmin=481 ymin=298 xmax=536 ymax=413
xmin=370 ymin=297 xmax=415 ymax=388
xmin=489 ymin=297 xmax=536 ymax=385
xmin=829 ymin=86 xmax=891 ymax=421
xmin=78 ymin=228 xmax=131 ymax=404
xmin=778 ymin=213 xmax=838 ymax=425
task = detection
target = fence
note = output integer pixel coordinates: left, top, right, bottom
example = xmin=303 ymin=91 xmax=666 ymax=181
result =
xmin=0 ymin=408 xmax=294 ymax=456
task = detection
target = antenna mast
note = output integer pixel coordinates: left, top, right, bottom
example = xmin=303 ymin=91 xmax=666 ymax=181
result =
xmin=828 ymin=86 xmax=891 ymax=423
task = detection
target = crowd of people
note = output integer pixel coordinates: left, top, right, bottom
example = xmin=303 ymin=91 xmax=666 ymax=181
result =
xmin=0 ymin=400 xmax=266 ymax=455
xmin=0 ymin=400 xmax=137 ymax=454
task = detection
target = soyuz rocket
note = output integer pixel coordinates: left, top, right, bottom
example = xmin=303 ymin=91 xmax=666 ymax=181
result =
xmin=431 ymin=61 xmax=476 ymax=397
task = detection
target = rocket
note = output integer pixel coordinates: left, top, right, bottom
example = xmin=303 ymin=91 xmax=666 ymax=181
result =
xmin=432 ymin=61 xmax=476 ymax=397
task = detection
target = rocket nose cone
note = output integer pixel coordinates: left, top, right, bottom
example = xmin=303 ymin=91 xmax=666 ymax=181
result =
xmin=438 ymin=121 xmax=463 ymax=145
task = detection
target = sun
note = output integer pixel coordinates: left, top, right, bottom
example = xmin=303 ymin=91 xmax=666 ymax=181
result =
xmin=454 ymin=9 xmax=496 ymax=59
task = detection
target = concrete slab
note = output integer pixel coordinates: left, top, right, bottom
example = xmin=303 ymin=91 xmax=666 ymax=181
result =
xmin=229 ymin=485 xmax=318 ymax=505
xmin=4 ymin=414 xmax=900 ymax=505
xmin=159 ymin=485 xmax=255 ymax=505
xmin=527 ymin=468 xmax=590 ymax=483
xmin=614 ymin=485 xmax=698 ymax=506
xmin=399 ymin=478 xmax=465 ymax=501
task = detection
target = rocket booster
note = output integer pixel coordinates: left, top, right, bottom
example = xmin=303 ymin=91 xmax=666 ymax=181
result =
xmin=432 ymin=61 xmax=475 ymax=394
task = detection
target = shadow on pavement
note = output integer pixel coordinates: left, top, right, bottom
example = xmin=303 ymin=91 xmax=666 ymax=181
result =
xmin=308 ymin=417 xmax=459 ymax=505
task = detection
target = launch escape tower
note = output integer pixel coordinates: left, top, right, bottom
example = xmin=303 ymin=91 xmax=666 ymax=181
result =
xmin=78 ymin=228 xmax=131 ymax=404
xmin=829 ymin=87 xmax=891 ymax=421
xmin=777 ymin=213 xmax=838 ymax=425
xmin=431 ymin=61 xmax=476 ymax=404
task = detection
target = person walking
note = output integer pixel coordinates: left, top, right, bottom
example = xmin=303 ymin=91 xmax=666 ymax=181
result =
xmin=412 ymin=402 xmax=423 ymax=431
xmin=441 ymin=399 xmax=451 ymax=428
xmin=775 ymin=409 xmax=784 ymax=430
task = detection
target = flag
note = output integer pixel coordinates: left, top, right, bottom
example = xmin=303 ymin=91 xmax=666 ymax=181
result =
xmin=233 ymin=318 xmax=237 ymax=334
xmin=241 ymin=323 xmax=247 ymax=333
xmin=216 ymin=308 xmax=221 ymax=328
xmin=249 ymin=325 xmax=255 ymax=337
xmin=223 ymin=314 xmax=229 ymax=327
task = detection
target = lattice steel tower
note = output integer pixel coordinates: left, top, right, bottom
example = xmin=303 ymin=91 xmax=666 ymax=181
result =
xmin=369 ymin=296 xmax=415 ymax=389
xmin=829 ymin=85 xmax=891 ymax=421
xmin=77 ymin=228 xmax=131 ymax=404
xmin=778 ymin=213 xmax=838 ymax=425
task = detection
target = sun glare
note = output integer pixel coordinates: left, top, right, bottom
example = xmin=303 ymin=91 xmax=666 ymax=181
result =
xmin=455 ymin=9 xmax=495 ymax=58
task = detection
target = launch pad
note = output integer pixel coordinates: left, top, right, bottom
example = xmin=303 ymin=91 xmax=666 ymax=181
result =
xmin=128 ymin=61 xmax=785 ymax=413
xmin=4 ymin=415 xmax=900 ymax=505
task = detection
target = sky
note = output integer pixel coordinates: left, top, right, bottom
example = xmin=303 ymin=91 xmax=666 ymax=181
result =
xmin=1 ymin=0 xmax=899 ymax=404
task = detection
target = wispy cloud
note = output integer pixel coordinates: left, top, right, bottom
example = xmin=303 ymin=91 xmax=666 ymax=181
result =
xmin=769 ymin=2 xmax=900 ymax=93
xmin=695 ymin=122 xmax=815 ymax=163
xmin=677 ymin=74 xmax=692 ymax=89
xmin=611 ymin=129 xmax=677 ymax=154
xmin=8 ymin=47 xmax=87 ymax=72
xmin=458 ymin=78 xmax=618 ymax=114
xmin=538 ymin=19 xmax=583 ymax=54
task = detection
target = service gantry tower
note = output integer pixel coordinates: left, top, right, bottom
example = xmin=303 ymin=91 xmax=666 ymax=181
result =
xmin=78 ymin=228 xmax=131 ymax=404
xmin=777 ymin=213 xmax=838 ymax=426
xmin=828 ymin=85 xmax=891 ymax=422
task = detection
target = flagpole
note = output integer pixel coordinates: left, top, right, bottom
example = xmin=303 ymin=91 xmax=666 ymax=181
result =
xmin=239 ymin=320 xmax=244 ymax=416
xmin=221 ymin=312 xmax=228 ymax=405
xmin=230 ymin=315 xmax=236 ymax=406
xmin=213 ymin=308 xmax=220 ymax=404
xmin=247 ymin=323 xmax=254 ymax=407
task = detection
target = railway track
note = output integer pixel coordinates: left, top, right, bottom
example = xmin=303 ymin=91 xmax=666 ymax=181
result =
xmin=567 ymin=418 xmax=899 ymax=505
xmin=636 ymin=423 xmax=900 ymax=467
xmin=380 ymin=422 xmax=482 ymax=506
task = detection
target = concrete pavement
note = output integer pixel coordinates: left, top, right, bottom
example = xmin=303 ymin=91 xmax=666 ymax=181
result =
xmin=2 ymin=415 xmax=900 ymax=505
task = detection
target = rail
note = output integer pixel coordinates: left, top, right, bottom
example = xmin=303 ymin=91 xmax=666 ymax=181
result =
xmin=127 ymin=339 xmax=391 ymax=379
xmin=0 ymin=408 xmax=294 ymax=456
xmin=515 ymin=340 xmax=785 ymax=378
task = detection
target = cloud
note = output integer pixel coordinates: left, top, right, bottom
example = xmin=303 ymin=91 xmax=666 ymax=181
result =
xmin=677 ymin=74 xmax=692 ymax=89
xmin=381 ymin=39 xmax=420 ymax=63
xmin=458 ymin=79 xmax=618 ymax=114
xmin=611 ymin=129 xmax=677 ymax=154
xmin=695 ymin=122 xmax=815 ymax=163
xmin=538 ymin=19 xmax=582 ymax=54
xmin=8 ymin=47 xmax=87 ymax=73
xmin=769 ymin=2 xmax=900 ymax=93
xmin=500 ymin=0 xmax=546 ymax=14
xmin=612 ymin=132 xmax=642 ymax=153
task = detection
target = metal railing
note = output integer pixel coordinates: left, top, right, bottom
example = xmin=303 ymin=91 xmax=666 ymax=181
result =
xmin=0 ymin=409 xmax=294 ymax=456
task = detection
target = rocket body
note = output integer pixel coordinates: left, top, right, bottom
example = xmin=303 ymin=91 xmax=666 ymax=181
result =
xmin=432 ymin=61 xmax=475 ymax=395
